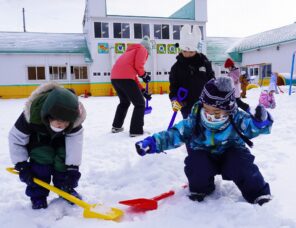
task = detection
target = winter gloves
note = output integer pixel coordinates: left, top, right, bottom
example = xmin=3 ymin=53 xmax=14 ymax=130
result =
xmin=15 ymin=161 xmax=34 ymax=186
xmin=135 ymin=136 xmax=157 ymax=156
xmin=142 ymin=89 xmax=152 ymax=100
xmin=171 ymin=99 xmax=183 ymax=112
xmin=140 ymin=72 xmax=151 ymax=83
xmin=254 ymin=104 xmax=268 ymax=121
xmin=62 ymin=165 xmax=81 ymax=191
xmin=252 ymin=104 xmax=273 ymax=128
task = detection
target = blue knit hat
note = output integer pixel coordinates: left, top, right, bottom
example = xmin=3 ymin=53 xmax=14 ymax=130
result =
xmin=200 ymin=76 xmax=237 ymax=114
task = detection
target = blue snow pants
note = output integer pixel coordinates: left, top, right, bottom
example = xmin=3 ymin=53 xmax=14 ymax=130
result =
xmin=25 ymin=162 xmax=70 ymax=200
xmin=184 ymin=146 xmax=270 ymax=203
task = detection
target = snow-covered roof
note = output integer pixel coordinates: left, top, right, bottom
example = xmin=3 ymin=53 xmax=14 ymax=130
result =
xmin=227 ymin=23 xmax=296 ymax=54
xmin=169 ymin=0 xmax=195 ymax=20
xmin=206 ymin=37 xmax=242 ymax=64
xmin=0 ymin=32 xmax=92 ymax=62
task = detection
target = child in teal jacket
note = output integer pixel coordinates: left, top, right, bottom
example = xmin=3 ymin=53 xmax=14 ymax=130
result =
xmin=136 ymin=76 xmax=273 ymax=205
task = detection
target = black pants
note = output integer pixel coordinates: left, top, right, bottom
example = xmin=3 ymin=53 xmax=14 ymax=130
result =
xmin=236 ymin=98 xmax=250 ymax=112
xmin=111 ymin=79 xmax=145 ymax=134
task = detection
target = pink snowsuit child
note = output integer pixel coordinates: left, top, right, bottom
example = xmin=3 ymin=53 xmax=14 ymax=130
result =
xmin=259 ymin=89 xmax=276 ymax=109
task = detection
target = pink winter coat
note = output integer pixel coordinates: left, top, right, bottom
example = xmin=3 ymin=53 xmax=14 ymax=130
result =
xmin=111 ymin=44 xmax=148 ymax=90
xmin=259 ymin=91 xmax=276 ymax=109
xmin=227 ymin=68 xmax=241 ymax=98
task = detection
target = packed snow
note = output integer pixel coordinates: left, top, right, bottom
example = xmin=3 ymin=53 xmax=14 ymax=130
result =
xmin=1 ymin=86 xmax=296 ymax=228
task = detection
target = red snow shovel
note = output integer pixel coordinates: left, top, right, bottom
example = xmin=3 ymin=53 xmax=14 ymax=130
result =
xmin=119 ymin=190 xmax=175 ymax=211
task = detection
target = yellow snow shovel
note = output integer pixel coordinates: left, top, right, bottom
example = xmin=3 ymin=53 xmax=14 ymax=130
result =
xmin=6 ymin=167 xmax=123 ymax=221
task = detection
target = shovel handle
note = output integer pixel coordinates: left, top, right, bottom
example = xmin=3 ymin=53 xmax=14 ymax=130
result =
xmin=151 ymin=190 xmax=175 ymax=201
xmin=6 ymin=167 xmax=90 ymax=209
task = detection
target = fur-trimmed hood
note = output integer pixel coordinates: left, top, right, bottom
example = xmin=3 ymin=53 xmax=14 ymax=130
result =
xmin=24 ymin=82 xmax=86 ymax=128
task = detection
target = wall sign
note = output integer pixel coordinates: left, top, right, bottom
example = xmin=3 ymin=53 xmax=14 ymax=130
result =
xmin=98 ymin=43 xmax=109 ymax=54
xmin=115 ymin=43 xmax=126 ymax=54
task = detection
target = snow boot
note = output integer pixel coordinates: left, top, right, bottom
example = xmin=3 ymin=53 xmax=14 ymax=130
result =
xmin=188 ymin=192 xmax=206 ymax=202
xmin=31 ymin=197 xmax=48 ymax=209
xmin=254 ymin=194 xmax=272 ymax=206
xmin=111 ymin=127 xmax=124 ymax=133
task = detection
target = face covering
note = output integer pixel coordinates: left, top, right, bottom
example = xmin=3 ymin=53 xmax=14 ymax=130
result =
xmin=50 ymin=124 xmax=65 ymax=132
xmin=200 ymin=108 xmax=229 ymax=130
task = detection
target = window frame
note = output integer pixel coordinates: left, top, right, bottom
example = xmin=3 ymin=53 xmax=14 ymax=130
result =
xmin=71 ymin=66 xmax=88 ymax=80
xmin=113 ymin=22 xmax=130 ymax=39
xmin=27 ymin=66 xmax=46 ymax=81
xmin=94 ymin=22 xmax=109 ymax=38
xmin=49 ymin=66 xmax=67 ymax=80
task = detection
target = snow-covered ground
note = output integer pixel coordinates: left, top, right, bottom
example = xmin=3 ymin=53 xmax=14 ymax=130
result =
xmin=1 ymin=86 xmax=296 ymax=228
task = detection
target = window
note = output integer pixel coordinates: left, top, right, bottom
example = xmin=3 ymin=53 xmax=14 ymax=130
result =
xmin=154 ymin=24 xmax=169 ymax=39
xmin=71 ymin=66 xmax=88 ymax=80
xmin=173 ymin=25 xmax=183 ymax=40
xmin=94 ymin=22 xmax=109 ymax=38
xmin=113 ymin=23 xmax=130 ymax=38
xmin=49 ymin=66 xmax=67 ymax=80
xmin=134 ymin=23 xmax=150 ymax=39
xmin=27 ymin=66 xmax=45 ymax=80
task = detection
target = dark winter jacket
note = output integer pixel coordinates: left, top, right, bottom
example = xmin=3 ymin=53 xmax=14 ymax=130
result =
xmin=169 ymin=53 xmax=215 ymax=113
xmin=8 ymin=82 xmax=86 ymax=168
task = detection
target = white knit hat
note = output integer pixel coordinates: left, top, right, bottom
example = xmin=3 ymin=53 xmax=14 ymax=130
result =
xmin=179 ymin=25 xmax=201 ymax=52
xmin=140 ymin=36 xmax=152 ymax=55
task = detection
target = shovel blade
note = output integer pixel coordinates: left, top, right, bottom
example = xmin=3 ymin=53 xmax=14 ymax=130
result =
xmin=84 ymin=204 xmax=124 ymax=220
xmin=119 ymin=198 xmax=158 ymax=210
xmin=144 ymin=106 xmax=152 ymax=115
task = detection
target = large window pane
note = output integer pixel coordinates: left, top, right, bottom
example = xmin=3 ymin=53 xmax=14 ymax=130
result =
xmin=94 ymin=22 xmax=101 ymax=38
xmin=173 ymin=25 xmax=182 ymax=40
xmin=154 ymin=24 xmax=161 ymax=39
xmin=37 ymin=67 xmax=45 ymax=80
xmin=113 ymin=23 xmax=121 ymax=38
xmin=122 ymin=23 xmax=130 ymax=38
xmin=142 ymin=24 xmax=150 ymax=37
xmin=134 ymin=24 xmax=142 ymax=39
xmin=28 ymin=67 xmax=36 ymax=80
xmin=162 ymin=24 xmax=169 ymax=39
xmin=102 ymin=22 xmax=109 ymax=38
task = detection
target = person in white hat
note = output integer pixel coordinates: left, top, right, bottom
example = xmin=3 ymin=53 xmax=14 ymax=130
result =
xmin=169 ymin=24 xmax=215 ymax=119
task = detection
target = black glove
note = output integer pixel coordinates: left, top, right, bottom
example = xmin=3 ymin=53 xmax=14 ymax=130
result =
xmin=140 ymin=72 xmax=151 ymax=83
xmin=254 ymin=104 xmax=268 ymax=121
xmin=142 ymin=89 xmax=152 ymax=101
xmin=62 ymin=165 xmax=81 ymax=190
xmin=15 ymin=161 xmax=34 ymax=186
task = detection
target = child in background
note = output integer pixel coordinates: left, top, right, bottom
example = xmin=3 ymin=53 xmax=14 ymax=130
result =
xmin=259 ymin=87 xmax=276 ymax=109
xmin=224 ymin=58 xmax=250 ymax=112
xmin=135 ymin=76 xmax=273 ymax=206
xmin=9 ymin=82 xmax=86 ymax=209
xmin=239 ymin=71 xmax=249 ymax=98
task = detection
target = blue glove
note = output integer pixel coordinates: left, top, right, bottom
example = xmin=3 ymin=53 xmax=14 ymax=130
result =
xmin=15 ymin=161 xmax=34 ymax=186
xmin=140 ymin=72 xmax=151 ymax=83
xmin=62 ymin=166 xmax=81 ymax=190
xmin=142 ymin=89 xmax=152 ymax=100
xmin=135 ymin=136 xmax=157 ymax=156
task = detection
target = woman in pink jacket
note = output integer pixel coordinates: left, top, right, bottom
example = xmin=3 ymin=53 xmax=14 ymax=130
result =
xmin=111 ymin=36 xmax=152 ymax=137
xmin=224 ymin=58 xmax=250 ymax=112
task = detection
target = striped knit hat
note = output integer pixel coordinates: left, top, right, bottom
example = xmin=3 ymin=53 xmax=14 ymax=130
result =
xmin=200 ymin=76 xmax=237 ymax=114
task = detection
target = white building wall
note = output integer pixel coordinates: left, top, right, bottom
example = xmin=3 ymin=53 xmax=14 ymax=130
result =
xmin=242 ymin=41 xmax=296 ymax=73
xmin=0 ymin=54 xmax=86 ymax=84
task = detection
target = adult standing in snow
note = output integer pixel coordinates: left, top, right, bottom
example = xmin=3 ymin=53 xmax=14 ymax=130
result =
xmin=224 ymin=58 xmax=250 ymax=112
xmin=111 ymin=36 xmax=152 ymax=137
xmin=135 ymin=76 xmax=273 ymax=205
xmin=169 ymin=24 xmax=215 ymax=119
xmin=8 ymin=82 xmax=86 ymax=209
